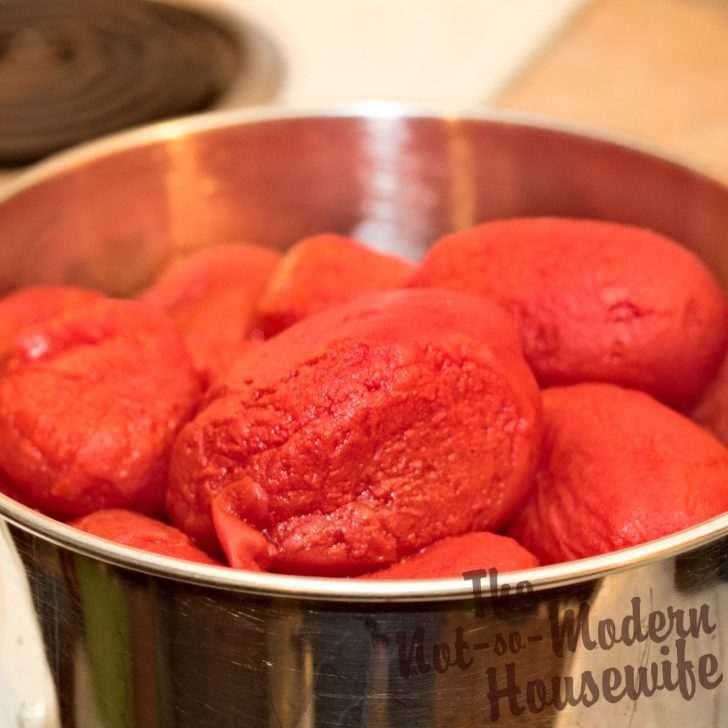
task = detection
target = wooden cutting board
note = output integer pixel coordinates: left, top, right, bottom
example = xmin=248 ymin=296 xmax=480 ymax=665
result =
xmin=497 ymin=0 xmax=728 ymax=182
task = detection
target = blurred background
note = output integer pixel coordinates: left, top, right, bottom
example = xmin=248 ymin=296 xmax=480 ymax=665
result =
xmin=1 ymin=0 xmax=727 ymax=182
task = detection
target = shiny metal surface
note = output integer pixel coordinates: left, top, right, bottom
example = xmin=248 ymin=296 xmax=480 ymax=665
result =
xmin=1 ymin=104 xmax=728 ymax=726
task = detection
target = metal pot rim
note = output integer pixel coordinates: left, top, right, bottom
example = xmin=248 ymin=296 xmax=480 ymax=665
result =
xmin=1 ymin=99 xmax=720 ymax=206
xmin=1 ymin=101 xmax=727 ymax=603
xmin=3 ymin=491 xmax=727 ymax=602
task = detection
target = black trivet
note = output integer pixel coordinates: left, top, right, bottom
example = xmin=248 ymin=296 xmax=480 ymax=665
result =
xmin=0 ymin=0 xmax=240 ymax=163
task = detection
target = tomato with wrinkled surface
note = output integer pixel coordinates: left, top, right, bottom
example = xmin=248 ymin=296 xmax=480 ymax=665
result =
xmin=168 ymin=288 xmax=542 ymax=576
xmin=0 ymin=297 xmax=200 ymax=518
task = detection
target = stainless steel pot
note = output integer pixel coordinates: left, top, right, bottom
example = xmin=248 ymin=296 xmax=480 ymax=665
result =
xmin=0 ymin=105 xmax=727 ymax=728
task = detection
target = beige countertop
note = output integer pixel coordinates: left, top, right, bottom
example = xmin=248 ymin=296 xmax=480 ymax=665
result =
xmin=496 ymin=0 xmax=728 ymax=182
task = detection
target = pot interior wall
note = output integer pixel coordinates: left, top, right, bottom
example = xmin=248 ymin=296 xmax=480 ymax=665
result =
xmin=1 ymin=113 xmax=727 ymax=297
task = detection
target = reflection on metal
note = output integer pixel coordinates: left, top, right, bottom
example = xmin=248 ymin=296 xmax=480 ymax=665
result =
xmin=1 ymin=106 xmax=728 ymax=725
xmin=0 ymin=522 xmax=60 ymax=728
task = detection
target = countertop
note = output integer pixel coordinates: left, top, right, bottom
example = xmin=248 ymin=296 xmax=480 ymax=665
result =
xmin=496 ymin=0 xmax=728 ymax=182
